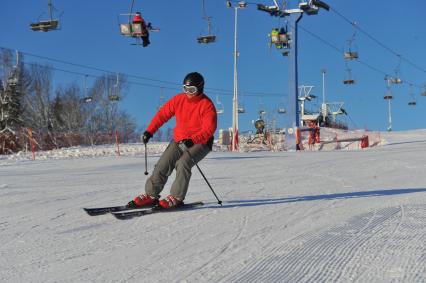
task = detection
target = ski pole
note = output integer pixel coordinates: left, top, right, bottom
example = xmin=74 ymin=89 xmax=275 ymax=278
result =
xmin=144 ymin=143 xmax=149 ymax=175
xmin=186 ymin=150 xmax=222 ymax=206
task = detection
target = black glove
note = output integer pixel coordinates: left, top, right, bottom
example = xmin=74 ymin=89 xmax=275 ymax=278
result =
xmin=141 ymin=131 xmax=153 ymax=144
xmin=178 ymin=139 xmax=194 ymax=152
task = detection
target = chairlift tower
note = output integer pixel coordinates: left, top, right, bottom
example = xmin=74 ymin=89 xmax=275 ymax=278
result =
xmin=227 ymin=1 xmax=247 ymax=152
xmin=258 ymin=0 xmax=329 ymax=150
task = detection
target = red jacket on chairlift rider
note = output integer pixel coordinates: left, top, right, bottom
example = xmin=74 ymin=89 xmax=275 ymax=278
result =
xmin=132 ymin=12 xmax=150 ymax=47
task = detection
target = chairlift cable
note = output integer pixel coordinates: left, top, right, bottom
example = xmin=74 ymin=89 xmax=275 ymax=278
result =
xmin=296 ymin=24 xmax=423 ymax=89
xmin=0 ymin=46 xmax=298 ymax=97
xmin=330 ymin=7 xmax=426 ymax=75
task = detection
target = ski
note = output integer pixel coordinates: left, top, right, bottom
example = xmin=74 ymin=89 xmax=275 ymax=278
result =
xmin=83 ymin=203 xmax=155 ymax=216
xmin=111 ymin=201 xmax=204 ymax=220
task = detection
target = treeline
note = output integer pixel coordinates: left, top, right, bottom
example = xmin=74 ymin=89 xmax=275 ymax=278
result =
xmin=0 ymin=48 xmax=138 ymax=154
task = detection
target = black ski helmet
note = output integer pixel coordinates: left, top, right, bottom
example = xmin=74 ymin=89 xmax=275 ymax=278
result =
xmin=183 ymin=72 xmax=204 ymax=94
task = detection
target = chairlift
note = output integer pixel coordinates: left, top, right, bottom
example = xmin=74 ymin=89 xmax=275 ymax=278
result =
xmin=343 ymin=65 xmax=355 ymax=85
xmin=390 ymin=55 xmax=403 ymax=84
xmin=82 ymin=97 xmax=93 ymax=103
xmin=7 ymin=52 xmax=20 ymax=87
xmin=197 ymin=0 xmax=217 ymax=44
xmin=257 ymin=98 xmax=266 ymax=116
xmin=109 ymin=95 xmax=120 ymax=101
xmin=216 ymin=95 xmax=224 ymax=114
xmin=270 ymin=26 xmax=290 ymax=52
xmin=30 ymin=0 xmax=61 ymax=32
xmin=109 ymin=73 xmax=121 ymax=102
xmin=421 ymin=85 xmax=426 ymax=97
xmin=197 ymin=18 xmax=217 ymax=44
xmin=383 ymin=95 xmax=393 ymax=100
xmin=118 ymin=1 xmax=159 ymax=46
xmin=237 ymin=105 xmax=245 ymax=113
xmin=344 ymin=50 xmax=358 ymax=60
xmin=407 ymin=84 xmax=416 ymax=106
xmin=343 ymin=22 xmax=359 ymax=61
xmin=237 ymin=92 xmax=245 ymax=113
xmin=390 ymin=77 xmax=402 ymax=84
xmin=277 ymin=102 xmax=286 ymax=114
xmin=81 ymin=75 xmax=93 ymax=103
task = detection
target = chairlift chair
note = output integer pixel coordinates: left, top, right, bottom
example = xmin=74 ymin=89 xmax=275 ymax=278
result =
xmin=258 ymin=100 xmax=266 ymax=116
xmin=216 ymin=96 xmax=224 ymax=114
xmin=344 ymin=51 xmax=358 ymax=60
xmin=383 ymin=95 xmax=393 ymax=100
xmin=119 ymin=14 xmax=159 ymax=37
xmin=343 ymin=79 xmax=355 ymax=85
xmin=407 ymin=85 xmax=416 ymax=106
xmin=30 ymin=0 xmax=60 ymax=32
xmin=82 ymin=97 xmax=93 ymax=103
xmin=80 ymin=75 xmax=92 ymax=103
xmin=7 ymin=76 xmax=18 ymax=87
xmin=343 ymin=65 xmax=356 ymax=85
xmin=109 ymin=74 xmax=121 ymax=102
xmin=198 ymin=1 xmax=217 ymax=44
xmin=420 ymin=85 xmax=426 ymax=97
xmin=391 ymin=77 xmax=402 ymax=84
xmin=118 ymin=12 xmax=159 ymax=46
xmin=197 ymin=35 xmax=216 ymax=44
xmin=30 ymin=20 xmax=59 ymax=32
xmin=109 ymin=95 xmax=121 ymax=101
xmin=237 ymin=103 xmax=245 ymax=114
xmin=270 ymin=27 xmax=290 ymax=51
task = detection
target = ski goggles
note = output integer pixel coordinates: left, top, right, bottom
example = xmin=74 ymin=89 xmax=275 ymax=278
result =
xmin=183 ymin=85 xmax=198 ymax=95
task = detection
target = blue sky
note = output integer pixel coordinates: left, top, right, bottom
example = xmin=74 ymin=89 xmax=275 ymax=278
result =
xmin=1 ymin=0 xmax=425 ymax=132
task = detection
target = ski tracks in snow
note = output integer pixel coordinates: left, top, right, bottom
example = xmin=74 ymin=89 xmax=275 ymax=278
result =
xmin=222 ymin=204 xmax=426 ymax=283
xmin=180 ymin=214 xmax=249 ymax=282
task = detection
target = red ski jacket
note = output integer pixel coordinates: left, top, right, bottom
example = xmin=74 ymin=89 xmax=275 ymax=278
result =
xmin=146 ymin=93 xmax=217 ymax=144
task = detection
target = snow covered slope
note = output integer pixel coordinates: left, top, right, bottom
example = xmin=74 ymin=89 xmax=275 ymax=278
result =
xmin=1 ymin=130 xmax=426 ymax=282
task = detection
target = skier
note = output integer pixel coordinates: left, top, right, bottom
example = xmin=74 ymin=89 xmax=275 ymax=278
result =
xmin=131 ymin=72 xmax=217 ymax=209
xmin=132 ymin=12 xmax=150 ymax=47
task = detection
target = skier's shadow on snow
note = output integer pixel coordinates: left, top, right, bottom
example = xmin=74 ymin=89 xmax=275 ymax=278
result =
xmin=212 ymin=188 xmax=426 ymax=209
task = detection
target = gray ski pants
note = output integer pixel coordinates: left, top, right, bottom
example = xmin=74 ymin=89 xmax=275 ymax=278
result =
xmin=145 ymin=141 xmax=211 ymax=200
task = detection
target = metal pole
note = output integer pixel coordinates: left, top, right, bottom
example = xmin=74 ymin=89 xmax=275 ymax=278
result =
xmin=286 ymin=12 xmax=303 ymax=150
xmin=48 ymin=0 xmax=53 ymax=20
xmin=186 ymin=150 xmax=222 ymax=205
xmin=388 ymin=99 xmax=392 ymax=131
xmin=144 ymin=143 xmax=148 ymax=175
xmin=232 ymin=7 xmax=239 ymax=152
xmin=321 ymin=69 xmax=326 ymax=105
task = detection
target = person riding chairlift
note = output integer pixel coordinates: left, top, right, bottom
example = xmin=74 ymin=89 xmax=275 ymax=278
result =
xmin=132 ymin=12 xmax=150 ymax=47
